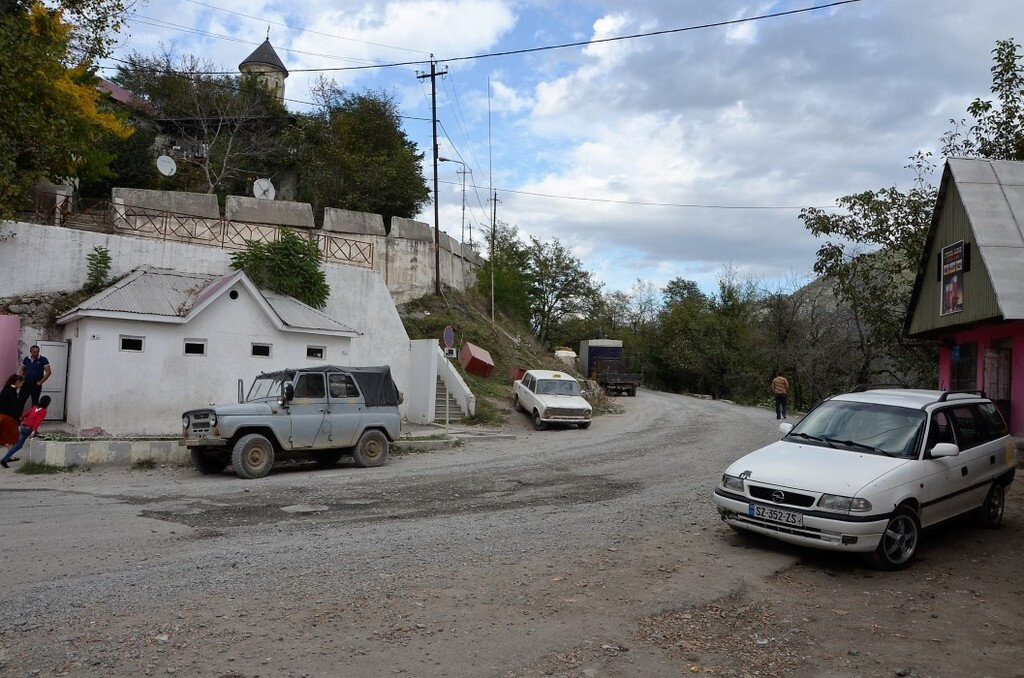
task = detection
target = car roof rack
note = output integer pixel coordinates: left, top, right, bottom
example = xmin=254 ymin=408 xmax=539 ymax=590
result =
xmin=850 ymin=383 xmax=909 ymax=392
xmin=938 ymin=389 xmax=986 ymax=401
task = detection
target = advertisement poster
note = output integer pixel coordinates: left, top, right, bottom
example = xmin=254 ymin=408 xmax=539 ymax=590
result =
xmin=941 ymin=240 xmax=964 ymax=316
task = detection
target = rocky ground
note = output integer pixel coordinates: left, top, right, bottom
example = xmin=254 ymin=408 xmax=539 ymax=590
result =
xmin=0 ymin=390 xmax=1021 ymax=677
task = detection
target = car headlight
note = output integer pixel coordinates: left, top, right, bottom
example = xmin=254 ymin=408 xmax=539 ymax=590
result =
xmin=721 ymin=474 xmax=745 ymax=492
xmin=209 ymin=412 xmax=217 ymax=427
xmin=817 ymin=494 xmax=872 ymax=512
xmin=182 ymin=414 xmax=190 ymax=429
xmin=584 ymin=409 xmax=592 ymax=418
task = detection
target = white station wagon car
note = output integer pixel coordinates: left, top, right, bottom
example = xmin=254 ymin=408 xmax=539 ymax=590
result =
xmin=713 ymin=388 xmax=1016 ymax=570
xmin=513 ymin=369 xmax=592 ymax=430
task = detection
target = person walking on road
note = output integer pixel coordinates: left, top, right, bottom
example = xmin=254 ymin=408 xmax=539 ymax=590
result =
xmin=18 ymin=345 xmax=51 ymax=413
xmin=771 ymin=371 xmax=790 ymax=420
xmin=0 ymin=374 xmax=23 ymax=449
xmin=2 ymin=395 xmax=50 ymax=468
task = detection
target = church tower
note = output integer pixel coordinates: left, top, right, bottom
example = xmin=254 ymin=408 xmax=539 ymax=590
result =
xmin=239 ymin=39 xmax=288 ymax=102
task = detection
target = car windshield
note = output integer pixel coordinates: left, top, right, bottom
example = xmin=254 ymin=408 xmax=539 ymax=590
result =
xmin=535 ymin=379 xmax=582 ymax=396
xmin=247 ymin=375 xmax=289 ymax=402
xmin=788 ymin=400 xmax=925 ymax=458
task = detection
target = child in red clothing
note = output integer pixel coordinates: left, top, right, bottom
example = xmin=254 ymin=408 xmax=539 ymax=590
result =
xmin=1 ymin=395 xmax=49 ymax=468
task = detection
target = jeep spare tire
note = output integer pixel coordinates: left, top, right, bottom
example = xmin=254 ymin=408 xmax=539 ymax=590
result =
xmin=352 ymin=430 xmax=389 ymax=468
xmin=232 ymin=433 xmax=275 ymax=479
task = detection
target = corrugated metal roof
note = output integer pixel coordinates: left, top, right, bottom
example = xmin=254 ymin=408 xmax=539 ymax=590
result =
xmin=73 ymin=267 xmax=215 ymax=317
xmin=262 ymin=290 xmax=357 ymax=334
xmin=948 ymin=158 xmax=1024 ymax=318
xmin=63 ymin=267 xmax=358 ymax=335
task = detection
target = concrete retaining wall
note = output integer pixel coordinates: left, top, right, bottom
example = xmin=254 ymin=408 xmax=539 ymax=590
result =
xmin=225 ymin=196 xmax=315 ymax=228
xmin=112 ymin=188 xmax=220 ymax=219
xmin=27 ymin=438 xmax=189 ymax=466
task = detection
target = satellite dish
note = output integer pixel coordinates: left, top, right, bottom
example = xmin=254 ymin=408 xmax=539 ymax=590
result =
xmin=156 ymin=155 xmax=177 ymax=176
xmin=253 ymin=178 xmax=276 ymax=200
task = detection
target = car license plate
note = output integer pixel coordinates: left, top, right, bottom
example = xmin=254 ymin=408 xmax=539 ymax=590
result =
xmin=749 ymin=503 xmax=803 ymax=527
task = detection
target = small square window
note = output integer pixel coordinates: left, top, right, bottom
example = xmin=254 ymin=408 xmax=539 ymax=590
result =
xmin=119 ymin=335 xmax=144 ymax=352
xmin=251 ymin=343 xmax=272 ymax=358
xmin=307 ymin=346 xmax=325 ymax=360
xmin=184 ymin=340 xmax=207 ymax=356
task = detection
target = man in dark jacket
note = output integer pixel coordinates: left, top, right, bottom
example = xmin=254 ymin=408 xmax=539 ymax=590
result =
xmin=18 ymin=345 xmax=51 ymax=412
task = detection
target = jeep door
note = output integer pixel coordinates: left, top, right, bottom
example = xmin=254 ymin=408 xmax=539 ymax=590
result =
xmin=289 ymin=372 xmax=329 ymax=448
xmin=325 ymin=373 xmax=366 ymax=447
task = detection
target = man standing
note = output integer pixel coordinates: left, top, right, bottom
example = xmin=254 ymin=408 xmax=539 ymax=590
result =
xmin=771 ymin=371 xmax=789 ymax=420
xmin=18 ymin=345 xmax=51 ymax=413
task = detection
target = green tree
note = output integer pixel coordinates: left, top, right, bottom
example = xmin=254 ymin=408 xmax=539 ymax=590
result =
xmin=230 ymin=230 xmax=330 ymax=309
xmin=943 ymin=38 xmax=1024 ymax=161
xmin=0 ymin=0 xmax=131 ymax=215
xmin=475 ymin=220 xmax=532 ymax=322
xmin=525 ymin=236 xmax=601 ymax=345
xmin=114 ymin=52 xmax=290 ymax=195
xmin=289 ymin=78 xmax=430 ymax=225
xmin=799 ymin=153 xmax=938 ymax=385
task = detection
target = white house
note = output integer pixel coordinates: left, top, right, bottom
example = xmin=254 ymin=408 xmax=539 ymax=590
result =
xmin=57 ymin=266 xmax=364 ymax=436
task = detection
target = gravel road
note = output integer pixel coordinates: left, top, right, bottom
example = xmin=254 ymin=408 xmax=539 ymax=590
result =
xmin=1 ymin=389 xmax=1021 ymax=677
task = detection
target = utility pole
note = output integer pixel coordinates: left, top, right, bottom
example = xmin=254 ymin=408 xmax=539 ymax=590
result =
xmin=417 ymin=56 xmax=447 ymax=296
xmin=491 ymin=190 xmax=498 ymax=323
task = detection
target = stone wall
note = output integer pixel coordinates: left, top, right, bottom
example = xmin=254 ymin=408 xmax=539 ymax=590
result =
xmin=99 ymin=188 xmax=481 ymax=303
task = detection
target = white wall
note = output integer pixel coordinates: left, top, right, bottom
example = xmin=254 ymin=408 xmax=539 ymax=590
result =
xmin=3 ymin=221 xmax=412 ymax=432
xmin=407 ymin=339 xmax=439 ymax=424
xmin=64 ymin=283 xmax=359 ymax=435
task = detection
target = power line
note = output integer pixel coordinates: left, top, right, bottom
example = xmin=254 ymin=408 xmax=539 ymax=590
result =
xmin=180 ymin=0 xmax=428 ymax=55
xmin=128 ymin=1 xmax=862 ymax=75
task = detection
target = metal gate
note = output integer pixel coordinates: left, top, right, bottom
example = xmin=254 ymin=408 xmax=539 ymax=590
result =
xmin=37 ymin=340 xmax=69 ymax=421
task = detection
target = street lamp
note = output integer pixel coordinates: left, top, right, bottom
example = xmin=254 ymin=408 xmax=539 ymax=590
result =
xmin=438 ymin=157 xmax=468 ymax=247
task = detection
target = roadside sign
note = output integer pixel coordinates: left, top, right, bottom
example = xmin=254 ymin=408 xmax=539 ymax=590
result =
xmin=443 ymin=325 xmax=455 ymax=348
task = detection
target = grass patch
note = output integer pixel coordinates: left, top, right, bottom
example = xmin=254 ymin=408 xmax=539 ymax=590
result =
xmin=17 ymin=461 xmax=78 ymax=474
xmin=131 ymin=458 xmax=158 ymax=470
xmin=461 ymin=396 xmax=505 ymax=427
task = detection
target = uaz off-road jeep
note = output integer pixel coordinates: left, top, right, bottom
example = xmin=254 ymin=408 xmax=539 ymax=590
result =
xmin=182 ymin=365 xmax=401 ymax=479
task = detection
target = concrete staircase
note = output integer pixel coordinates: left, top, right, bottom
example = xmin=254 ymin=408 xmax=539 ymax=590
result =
xmin=434 ymin=375 xmax=465 ymax=423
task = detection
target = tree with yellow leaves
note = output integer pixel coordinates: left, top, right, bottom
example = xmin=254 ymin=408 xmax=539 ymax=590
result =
xmin=0 ymin=0 xmax=131 ymax=217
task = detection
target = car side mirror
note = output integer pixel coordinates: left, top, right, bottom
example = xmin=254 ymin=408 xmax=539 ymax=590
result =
xmin=779 ymin=422 xmax=794 ymax=435
xmin=930 ymin=442 xmax=960 ymax=457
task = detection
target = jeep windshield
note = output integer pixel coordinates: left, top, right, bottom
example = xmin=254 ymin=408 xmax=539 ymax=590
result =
xmin=536 ymin=379 xmax=582 ymax=396
xmin=787 ymin=400 xmax=925 ymax=458
xmin=246 ymin=374 xmax=290 ymax=402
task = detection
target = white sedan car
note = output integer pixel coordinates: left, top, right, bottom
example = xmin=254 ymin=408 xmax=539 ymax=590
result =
xmin=513 ymin=369 xmax=592 ymax=430
xmin=713 ymin=388 xmax=1015 ymax=569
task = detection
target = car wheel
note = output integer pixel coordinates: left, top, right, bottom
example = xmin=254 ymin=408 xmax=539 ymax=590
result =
xmin=628 ymin=387 xmax=637 ymax=397
xmin=975 ymin=482 xmax=1005 ymax=529
xmin=513 ymin=394 xmax=522 ymax=412
xmin=190 ymin=448 xmax=228 ymax=475
xmin=532 ymin=411 xmax=547 ymax=431
xmin=231 ymin=433 xmax=275 ymax=479
xmin=314 ymin=449 xmax=344 ymax=467
xmin=352 ymin=430 xmax=389 ymax=468
xmin=867 ymin=506 xmax=920 ymax=570
xmin=578 ymin=421 xmax=591 ymax=429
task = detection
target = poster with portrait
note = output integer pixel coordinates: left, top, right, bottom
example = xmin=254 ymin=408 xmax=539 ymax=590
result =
xmin=940 ymin=240 xmax=964 ymax=316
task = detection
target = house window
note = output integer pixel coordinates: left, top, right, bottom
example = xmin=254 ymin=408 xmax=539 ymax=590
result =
xmin=251 ymin=343 xmax=272 ymax=358
xmin=307 ymin=346 xmax=325 ymax=360
xmin=119 ymin=335 xmax=144 ymax=352
xmin=184 ymin=339 xmax=207 ymax=356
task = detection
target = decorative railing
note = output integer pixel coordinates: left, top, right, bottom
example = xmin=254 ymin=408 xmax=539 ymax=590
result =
xmin=28 ymin=193 xmax=374 ymax=269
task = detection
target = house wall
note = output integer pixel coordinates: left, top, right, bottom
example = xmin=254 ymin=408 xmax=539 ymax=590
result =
xmin=62 ymin=281 xmax=356 ymax=436
xmin=908 ymin=186 xmax=1002 ymax=335
xmin=1 ymin=221 xmax=412 ymax=432
xmin=937 ymin=321 xmax=1024 ymax=436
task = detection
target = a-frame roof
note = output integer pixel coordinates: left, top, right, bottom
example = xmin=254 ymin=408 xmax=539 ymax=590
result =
xmin=56 ymin=266 xmax=358 ymax=337
xmin=905 ymin=158 xmax=1024 ymax=334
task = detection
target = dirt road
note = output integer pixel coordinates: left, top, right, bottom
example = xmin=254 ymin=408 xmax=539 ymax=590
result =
xmin=1 ymin=390 xmax=1021 ymax=677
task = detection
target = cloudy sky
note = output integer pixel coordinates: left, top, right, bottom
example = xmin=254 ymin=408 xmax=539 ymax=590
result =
xmin=103 ymin=0 xmax=1024 ymax=296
